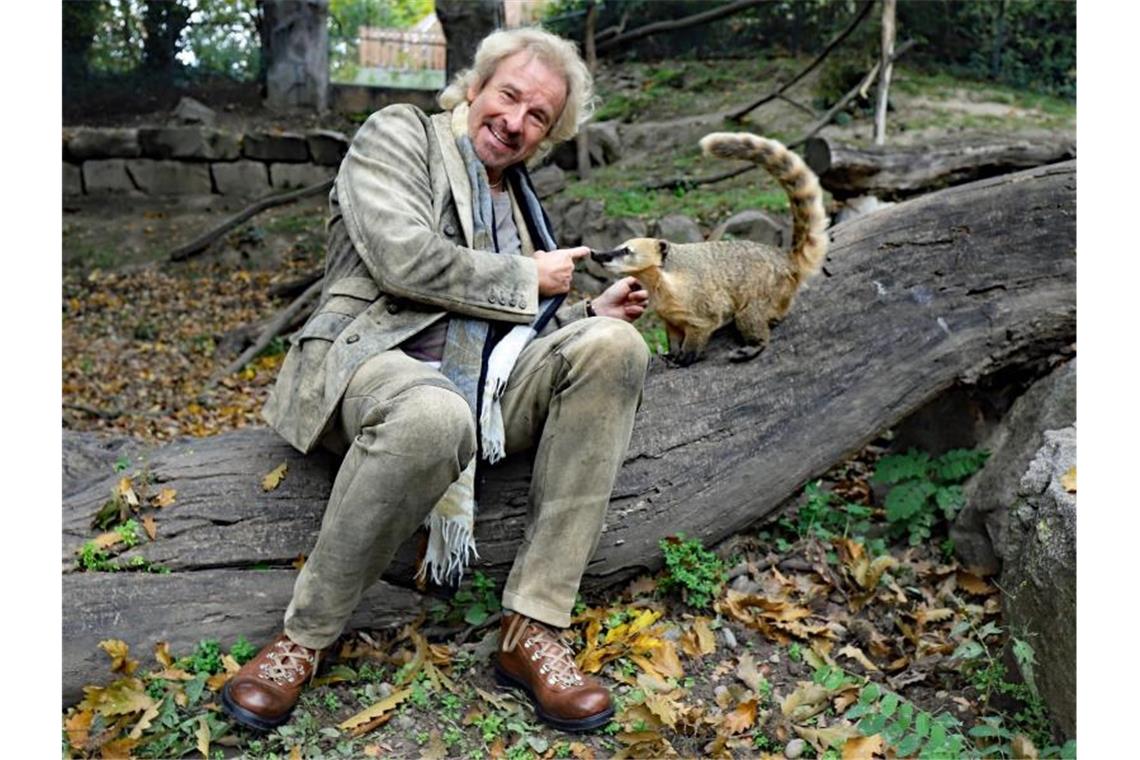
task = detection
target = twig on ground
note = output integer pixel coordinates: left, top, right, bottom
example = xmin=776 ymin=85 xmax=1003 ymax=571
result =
xmin=168 ymin=178 xmax=334 ymax=262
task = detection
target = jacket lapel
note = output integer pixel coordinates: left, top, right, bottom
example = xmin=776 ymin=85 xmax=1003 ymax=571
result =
xmin=431 ymin=111 xmax=474 ymax=247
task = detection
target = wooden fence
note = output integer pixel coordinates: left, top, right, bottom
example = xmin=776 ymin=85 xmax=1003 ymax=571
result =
xmin=358 ymin=27 xmax=446 ymax=71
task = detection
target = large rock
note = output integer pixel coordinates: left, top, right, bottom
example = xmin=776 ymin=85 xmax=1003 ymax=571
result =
xmin=652 ymin=214 xmax=703 ymax=243
xmin=306 ymin=129 xmax=350 ymax=166
xmin=64 ymin=163 xmax=83 ymax=196
xmin=243 ymin=132 xmax=311 ymax=162
xmin=952 ymin=361 xmax=1076 ymax=572
xmin=66 ymin=128 xmax=142 ymax=160
xmin=138 ymin=127 xmax=242 ymax=161
xmin=83 ymin=159 xmax=137 ymax=193
xmin=270 ymin=162 xmax=337 ymax=190
xmin=550 ymin=120 xmax=623 ymax=171
xmin=547 ymin=197 xmax=604 ymax=246
xmin=171 ymin=96 xmax=217 ymax=127
xmin=1001 ymin=426 xmax=1076 ymax=740
xmin=212 ymin=161 xmax=272 ymax=197
xmin=618 ymin=112 xmax=727 ymax=157
xmin=530 ymin=164 xmax=566 ymax=199
xmin=708 ymin=209 xmax=789 ymax=248
xmin=126 ymin=159 xmax=213 ymax=195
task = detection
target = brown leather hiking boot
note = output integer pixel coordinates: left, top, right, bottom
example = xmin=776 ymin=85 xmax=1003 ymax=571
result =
xmin=494 ymin=613 xmax=613 ymax=732
xmin=221 ymin=634 xmax=322 ymax=732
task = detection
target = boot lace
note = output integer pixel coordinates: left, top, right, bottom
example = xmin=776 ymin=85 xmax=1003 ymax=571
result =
xmin=503 ymin=616 xmax=584 ymax=690
xmin=257 ymin=639 xmax=317 ymax=686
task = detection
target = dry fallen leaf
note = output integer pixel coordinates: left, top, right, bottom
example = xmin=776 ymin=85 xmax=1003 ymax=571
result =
xmin=64 ymin=709 xmax=93 ymax=750
xmin=262 ymin=462 xmax=288 ymax=491
xmin=155 ymin=642 xmax=173 ymax=668
xmin=99 ymin=639 xmax=138 ymax=676
xmin=842 ymin=733 xmax=884 ymax=760
xmin=721 ymin=698 xmax=757 ymax=734
xmin=735 ymin=652 xmax=766 ymax=694
xmin=1061 ymin=465 xmax=1076 ymax=493
xmin=338 ymin=687 xmax=412 ymax=733
xmin=1012 ymin=734 xmax=1040 ymax=760
xmin=956 ymin=570 xmax=996 ymax=595
xmin=117 ymin=476 xmax=140 ymax=507
xmin=196 ymin=715 xmax=211 ymax=758
xmin=128 ymin=700 xmax=162 ymax=739
xmin=154 ymin=488 xmax=177 ymax=507
xmin=838 ymin=644 xmax=880 ymax=673
xmin=142 ymin=515 xmax=158 ymax=541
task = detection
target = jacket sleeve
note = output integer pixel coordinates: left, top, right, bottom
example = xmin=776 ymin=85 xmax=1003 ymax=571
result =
xmin=335 ymin=104 xmax=539 ymax=324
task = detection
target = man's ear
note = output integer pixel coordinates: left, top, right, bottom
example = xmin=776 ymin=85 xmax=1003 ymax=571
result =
xmin=466 ymin=81 xmax=480 ymax=102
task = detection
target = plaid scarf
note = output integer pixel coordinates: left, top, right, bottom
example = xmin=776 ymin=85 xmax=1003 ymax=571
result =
xmin=418 ymin=104 xmax=565 ymax=586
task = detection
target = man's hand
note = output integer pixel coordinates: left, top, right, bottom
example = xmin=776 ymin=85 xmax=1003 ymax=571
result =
xmin=535 ymin=246 xmax=590 ymax=296
xmin=591 ymin=276 xmax=649 ymax=322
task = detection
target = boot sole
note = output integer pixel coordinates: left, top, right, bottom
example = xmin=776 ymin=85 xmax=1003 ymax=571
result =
xmin=493 ymin=663 xmax=615 ymax=733
xmin=220 ymin=681 xmax=294 ymax=733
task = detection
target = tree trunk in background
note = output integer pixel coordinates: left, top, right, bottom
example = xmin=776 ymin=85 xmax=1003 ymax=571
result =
xmin=436 ymin=0 xmax=504 ymax=84
xmin=142 ymin=0 xmax=191 ymax=77
xmin=262 ymin=0 xmax=329 ymax=112
xmin=62 ymin=163 xmax=1075 ymax=705
xmin=63 ymin=0 xmax=106 ymax=82
xmin=874 ymin=0 xmax=896 ymax=146
xmin=575 ymin=1 xmax=598 ymax=179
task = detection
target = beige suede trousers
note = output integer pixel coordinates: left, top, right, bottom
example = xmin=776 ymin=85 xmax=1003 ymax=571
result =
xmin=284 ymin=317 xmax=649 ymax=649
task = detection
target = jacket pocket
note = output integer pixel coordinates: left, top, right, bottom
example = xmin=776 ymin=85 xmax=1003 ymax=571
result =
xmin=320 ymin=276 xmax=381 ymax=319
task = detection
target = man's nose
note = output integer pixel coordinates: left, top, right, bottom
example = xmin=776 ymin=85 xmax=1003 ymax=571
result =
xmin=502 ymin=106 xmax=526 ymax=134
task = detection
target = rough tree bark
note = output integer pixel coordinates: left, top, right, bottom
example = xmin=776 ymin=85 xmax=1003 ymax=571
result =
xmin=62 ymin=163 xmax=1076 ymax=704
xmin=262 ymin=0 xmax=329 ymax=112
xmin=436 ymin=0 xmax=504 ymax=83
xmin=805 ymin=133 xmax=1076 ymax=200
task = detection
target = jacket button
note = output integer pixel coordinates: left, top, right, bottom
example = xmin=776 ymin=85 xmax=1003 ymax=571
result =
xmin=386 ymin=301 xmax=400 ymax=314
xmin=443 ymin=223 xmax=457 ymax=236
xmin=508 ymin=294 xmax=518 ymax=307
xmin=346 ymin=334 xmax=360 ymax=344
xmin=489 ymin=293 xmax=498 ymax=305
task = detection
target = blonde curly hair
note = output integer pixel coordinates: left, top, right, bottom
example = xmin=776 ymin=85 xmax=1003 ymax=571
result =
xmin=438 ymin=27 xmax=594 ymax=161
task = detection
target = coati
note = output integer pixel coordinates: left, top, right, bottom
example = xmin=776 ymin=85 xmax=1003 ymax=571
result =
xmin=591 ymin=132 xmax=829 ymax=366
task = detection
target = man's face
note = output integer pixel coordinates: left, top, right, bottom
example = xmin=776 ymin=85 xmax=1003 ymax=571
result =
xmin=466 ymin=50 xmax=567 ymax=181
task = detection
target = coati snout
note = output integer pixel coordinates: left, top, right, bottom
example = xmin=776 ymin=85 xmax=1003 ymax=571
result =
xmin=590 ymin=239 xmax=669 ymax=270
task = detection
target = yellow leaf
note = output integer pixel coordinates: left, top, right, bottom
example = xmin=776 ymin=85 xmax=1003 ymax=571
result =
xmin=693 ymin=617 xmax=717 ymax=655
xmin=721 ymin=699 xmax=757 ymax=734
xmin=1061 ymin=465 xmax=1076 ymax=493
xmin=142 ymin=516 xmax=158 ymax=541
xmin=794 ymin=724 xmax=860 ymax=753
xmin=90 ymin=530 xmax=125 ymax=551
xmin=288 ymin=744 xmax=302 ymax=760
xmin=956 ymin=570 xmax=996 ymax=596
xmin=262 ymin=462 xmax=288 ymax=492
xmin=128 ymin=700 xmax=162 ymax=739
xmin=99 ymin=639 xmax=139 ymax=676
xmin=196 ymin=715 xmax=210 ymax=758
xmin=206 ymin=671 xmax=232 ymax=692
xmin=118 ymin=476 xmax=140 ymax=507
xmin=338 ymin=686 xmax=412 ymax=732
xmin=569 ymin=741 xmax=595 ymax=759
xmin=915 ymin=607 xmax=953 ymax=626
xmin=838 ymin=644 xmax=880 ymax=673
xmin=64 ymin=709 xmax=94 ymax=750
xmin=100 ymin=737 xmax=140 ymax=758
xmin=842 ymin=734 xmax=884 ymax=760
xmin=80 ymin=677 xmax=155 ymax=717
xmin=222 ymin=654 xmax=241 ymax=674
xmin=644 ymin=692 xmax=682 ymax=727
xmin=154 ymin=488 xmax=177 ymax=507
xmin=781 ymin=682 xmax=832 ymax=722
xmin=735 ymin=653 xmax=765 ymax=694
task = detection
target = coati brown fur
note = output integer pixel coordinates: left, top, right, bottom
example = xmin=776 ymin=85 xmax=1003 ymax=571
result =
xmin=591 ymin=132 xmax=829 ymax=366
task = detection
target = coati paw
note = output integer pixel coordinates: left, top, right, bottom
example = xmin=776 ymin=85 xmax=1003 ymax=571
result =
xmin=668 ymin=351 xmax=700 ymax=367
xmin=729 ymin=345 xmax=766 ymax=363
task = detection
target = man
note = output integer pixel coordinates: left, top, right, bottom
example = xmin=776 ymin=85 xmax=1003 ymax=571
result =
xmin=221 ymin=27 xmax=650 ymax=734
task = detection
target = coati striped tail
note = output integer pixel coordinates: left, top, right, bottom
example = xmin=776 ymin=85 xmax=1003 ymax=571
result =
xmin=699 ymin=132 xmax=829 ymax=284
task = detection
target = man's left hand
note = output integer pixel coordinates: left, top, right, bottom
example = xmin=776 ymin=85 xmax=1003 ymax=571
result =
xmin=591 ymin=276 xmax=649 ymax=322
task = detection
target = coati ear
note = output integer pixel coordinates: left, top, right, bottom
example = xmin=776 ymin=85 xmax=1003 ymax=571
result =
xmin=658 ymin=239 xmax=669 ymax=263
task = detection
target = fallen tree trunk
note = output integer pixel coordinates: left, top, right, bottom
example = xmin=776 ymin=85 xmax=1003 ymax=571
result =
xmin=63 ymin=162 xmax=1076 ymax=704
xmin=805 ymin=133 xmax=1076 ymax=200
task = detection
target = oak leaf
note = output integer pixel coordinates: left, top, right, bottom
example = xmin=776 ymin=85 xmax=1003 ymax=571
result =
xmin=262 ymin=462 xmax=288 ymax=491
xmin=735 ymin=653 xmax=766 ymax=694
xmin=841 ymin=734 xmax=884 ymax=760
xmin=956 ymin=570 xmax=996 ymax=595
xmin=117 ymin=476 xmax=140 ymax=507
xmin=128 ymin=700 xmax=162 ymax=739
xmin=154 ymin=488 xmax=177 ymax=507
xmin=99 ymin=639 xmax=139 ymax=676
xmin=338 ymin=687 xmax=412 ymax=733
xmin=142 ymin=515 xmax=158 ymax=541
xmin=64 ymin=709 xmax=93 ymax=750
xmin=720 ymin=699 xmax=757 ymax=734
xmin=838 ymin=644 xmax=880 ymax=673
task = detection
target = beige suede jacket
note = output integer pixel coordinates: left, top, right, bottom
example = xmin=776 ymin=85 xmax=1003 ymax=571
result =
xmin=262 ymin=103 xmax=587 ymax=453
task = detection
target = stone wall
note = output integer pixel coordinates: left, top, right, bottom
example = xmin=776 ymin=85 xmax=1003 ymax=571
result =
xmin=62 ymin=125 xmax=350 ymax=199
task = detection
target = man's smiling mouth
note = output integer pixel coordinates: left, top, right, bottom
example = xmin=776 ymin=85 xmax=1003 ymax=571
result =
xmin=487 ymin=124 xmax=518 ymax=150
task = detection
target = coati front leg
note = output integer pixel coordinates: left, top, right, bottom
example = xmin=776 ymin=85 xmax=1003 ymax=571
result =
xmin=729 ymin=303 xmax=771 ymax=363
xmin=674 ymin=326 xmax=715 ymax=367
